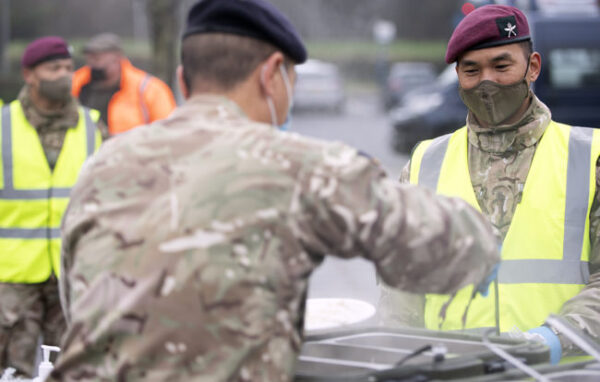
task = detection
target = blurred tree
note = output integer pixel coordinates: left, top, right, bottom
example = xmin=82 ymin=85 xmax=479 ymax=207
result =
xmin=374 ymin=0 xmax=465 ymax=39
xmin=5 ymin=0 xmax=468 ymax=43
xmin=146 ymin=0 xmax=181 ymax=89
xmin=270 ymin=0 xmax=464 ymax=41
xmin=9 ymin=0 xmax=134 ymax=39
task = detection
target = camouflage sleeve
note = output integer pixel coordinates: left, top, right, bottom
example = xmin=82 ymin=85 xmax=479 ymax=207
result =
xmin=557 ymin=158 xmax=600 ymax=355
xmin=58 ymin=158 xmax=98 ymax=325
xmin=376 ymin=158 xmax=427 ymax=328
xmin=377 ymin=281 xmax=425 ymax=328
xmin=399 ymin=160 xmax=410 ymax=183
xmin=294 ymin=143 xmax=500 ymax=295
xmin=58 ymin=234 xmax=73 ymax=325
xmin=58 ymin=146 xmax=110 ymax=324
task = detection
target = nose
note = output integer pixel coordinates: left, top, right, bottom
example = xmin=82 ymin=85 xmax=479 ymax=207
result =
xmin=59 ymin=66 xmax=73 ymax=77
xmin=480 ymin=68 xmax=496 ymax=83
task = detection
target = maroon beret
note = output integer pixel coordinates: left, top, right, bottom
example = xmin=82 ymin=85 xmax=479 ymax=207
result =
xmin=21 ymin=36 xmax=71 ymax=68
xmin=445 ymin=5 xmax=530 ymax=64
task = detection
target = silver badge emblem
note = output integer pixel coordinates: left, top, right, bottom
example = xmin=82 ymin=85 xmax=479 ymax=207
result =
xmin=504 ymin=22 xmax=517 ymax=38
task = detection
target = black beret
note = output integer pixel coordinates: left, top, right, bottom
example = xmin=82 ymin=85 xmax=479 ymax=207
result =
xmin=183 ymin=0 xmax=307 ymax=64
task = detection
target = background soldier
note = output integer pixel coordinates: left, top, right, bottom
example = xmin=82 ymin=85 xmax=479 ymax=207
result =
xmin=0 ymin=36 xmax=102 ymax=377
xmin=49 ymin=1 xmax=499 ymax=381
xmin=379 ymin=5 xmax=600 ymax=364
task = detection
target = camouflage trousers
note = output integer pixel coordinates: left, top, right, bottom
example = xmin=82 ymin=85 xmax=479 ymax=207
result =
xmin=0 ymin=276 xmax=66 ymax=377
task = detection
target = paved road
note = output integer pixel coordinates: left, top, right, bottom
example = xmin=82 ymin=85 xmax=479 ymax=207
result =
xmin=292 ymin=93 xmax=408 ymax=177
xmin=292 ymin=92 xmax=409 ymax=315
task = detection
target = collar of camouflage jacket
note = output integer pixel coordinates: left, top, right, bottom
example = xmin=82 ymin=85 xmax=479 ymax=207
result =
xmin=18 ymin=85 xmax=80 ymax=133
xmin=467 ymin=92 xmax=552 ymax=154
xmin=177 ymin=94 xmax=248 ymax=122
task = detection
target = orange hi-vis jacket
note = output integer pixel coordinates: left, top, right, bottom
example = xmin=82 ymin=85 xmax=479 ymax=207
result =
xmin=72 ymin=58 xmax=176 ymax=135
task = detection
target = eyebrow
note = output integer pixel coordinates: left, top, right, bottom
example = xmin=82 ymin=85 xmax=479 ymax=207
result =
xmin=490 ymin=53 xmax=514 ymax=63
xmin=460 ymin=52 xmax=515 ymax=67
xmin=460 ymin=59 xmax=478 ymax=67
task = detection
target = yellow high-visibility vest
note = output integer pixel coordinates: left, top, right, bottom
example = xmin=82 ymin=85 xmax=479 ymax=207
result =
xmin=409 ymin=122 xmax=600 ymax=332
xmin=0 ymin=100 xmax=101 ymax=283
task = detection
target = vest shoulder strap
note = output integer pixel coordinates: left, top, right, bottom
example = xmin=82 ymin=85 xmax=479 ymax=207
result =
xmin=139 ymin=74 xmax=152 ymax=124
xmin=410 ymin=128 xmax=465 ymax=188
xmin=81 ymin=107 xmax=100 ymax=157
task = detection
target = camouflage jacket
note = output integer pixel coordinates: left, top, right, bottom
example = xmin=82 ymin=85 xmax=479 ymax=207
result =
xmin=378 ymin=94 xmax=600 ymax=355
xmin=17 ymin=86 xmax=109 ymax=170
xmin=50 ymin=95 xmax=499 ymax=382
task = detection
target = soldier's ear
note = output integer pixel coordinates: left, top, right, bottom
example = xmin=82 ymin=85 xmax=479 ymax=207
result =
xmin=22 ymin=67 xmax=35 ymax=86
xmin=527 ymin=52 xmax=542 ymax=83
xmin=259 ymin=52 xmax=285 ymax=98
xmin=177 ymin=65 xmax=190 ymax=100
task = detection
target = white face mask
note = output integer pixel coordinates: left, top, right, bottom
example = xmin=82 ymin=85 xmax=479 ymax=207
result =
xmin=263 ymin=63 xmax=294 ymax=130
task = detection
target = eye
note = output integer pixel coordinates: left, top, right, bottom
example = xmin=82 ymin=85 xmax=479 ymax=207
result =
xmin=496 ymin=64 xmax=510 ymax=70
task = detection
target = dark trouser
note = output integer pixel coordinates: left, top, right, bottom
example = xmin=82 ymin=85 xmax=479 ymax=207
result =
xmin=0 ymin=276 xmax=66 ymax=377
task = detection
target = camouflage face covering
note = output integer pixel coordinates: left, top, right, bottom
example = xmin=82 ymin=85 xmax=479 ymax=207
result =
xmin=459 ymin=78 xmax=530 ymax=126
xmin=459 ymin=55 xmax=532 ymax=127
xmin=38 ymin=76 xmax=73 ymax=103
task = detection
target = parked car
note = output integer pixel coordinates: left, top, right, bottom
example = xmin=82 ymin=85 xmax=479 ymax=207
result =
xmin=293 ymin=59 xmax=346 ymax=114
xmin=534 ymin=0 xmax=599 ymax=15
xmin=390 ymin=65 xmax=467 ymax=153
xmin=530 ymin=13 xmax=600 ymax=128
xmin=382 ymin=62 xmax=437 ymax=110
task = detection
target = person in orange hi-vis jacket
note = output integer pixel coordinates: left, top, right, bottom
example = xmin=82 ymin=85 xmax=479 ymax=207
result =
xmin=72 ymin=33 xmax=176 ymax=136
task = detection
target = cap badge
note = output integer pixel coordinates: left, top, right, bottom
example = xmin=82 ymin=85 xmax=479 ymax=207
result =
xmin=505 ymin=23 xmax=517 ymax=37
xmin=496 ymin=15 xmax=518 ymax=38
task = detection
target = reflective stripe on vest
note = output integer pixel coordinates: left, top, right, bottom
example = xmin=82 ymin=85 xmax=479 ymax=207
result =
xmin=139 ymin=74 xmax=151 ymax=124
xmin=418 ymin=133 xmax=451 ymax=190
xmin=409 ymin=122 xmax=600 ymax=331
xmin=0 ymin=102 xmax=99 ymax=283
xmin=0 ymin=227 xmax=61 ymax=239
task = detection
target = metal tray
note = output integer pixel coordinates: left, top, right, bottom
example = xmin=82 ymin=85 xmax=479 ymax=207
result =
xmin=457 ymin=361 xmax=600 ymax=381
xmin=295 ymin=327 xmax=549 ymax=381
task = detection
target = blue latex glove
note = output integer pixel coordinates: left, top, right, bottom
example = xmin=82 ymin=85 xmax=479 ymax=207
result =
xmin=475 ymin=263 xmax=499 ymax=297
xmin=529 ymin=326 xmax=562 ymax=364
